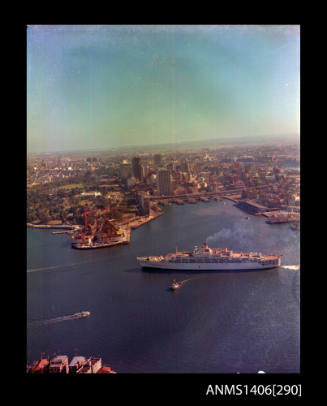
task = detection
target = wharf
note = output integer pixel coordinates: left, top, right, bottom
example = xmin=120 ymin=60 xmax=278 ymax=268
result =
xmin=127 ymin=212 xmax=163 ymax=229
xmin=123 ymin=226 xmax=131 ymax=243
xmin=263 ymin=210 xmax=299 ymax=223
xmin=158 ymin=200 xmax=170 ymax=206
xmin=223 ymin=196 xmax=240 ymax=203
xmin=262 ymin=210 xmax=288 ymax=218
xmin=52 ymin=230 xmax=75 ymax=235
xmin=27 ymin=223 xmax=81 ymax=231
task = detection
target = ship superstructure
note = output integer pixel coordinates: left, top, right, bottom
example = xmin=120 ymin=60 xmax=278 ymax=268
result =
xmin=137 ymin=243 xmax=280 ymax=271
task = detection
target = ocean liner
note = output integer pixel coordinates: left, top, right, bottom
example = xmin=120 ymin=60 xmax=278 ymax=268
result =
xmin=137 ymin=243 xmax=280 ymax=271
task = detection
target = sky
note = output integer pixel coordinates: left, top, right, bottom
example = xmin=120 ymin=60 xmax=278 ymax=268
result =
xmin=27 ymin=25 xmax=300 ymax=154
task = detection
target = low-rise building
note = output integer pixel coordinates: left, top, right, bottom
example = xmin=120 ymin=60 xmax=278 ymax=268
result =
xmin=80 ymin=192 xmax=102 ymax=197
xmin=90 ymin=357 xmax=102 ymax=373
xmin=97 ymin=366 xmax=117 ymax=374
xmin=77 ymin=364 xmax=92 ymax=374
xmin=69 ymin=356 xmax=86 ymax=374
xmin=27 ymin=359 xmax=50 ymax=374
xmin=49 ymin=355 xmax=69 ymax=374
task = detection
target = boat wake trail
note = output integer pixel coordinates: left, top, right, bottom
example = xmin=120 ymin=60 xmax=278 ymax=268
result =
xmin=27 ymin=260 xmax=98 ymax=273
xmin=179 ymin=278 xmax=191 ymax=285
xmin=281 ymin=265 xmax=300 ymax=271
xmin=28 ymin=312 xmax=90 ymax=327
xmin=178 ymin=276 xmax=203 ymax=285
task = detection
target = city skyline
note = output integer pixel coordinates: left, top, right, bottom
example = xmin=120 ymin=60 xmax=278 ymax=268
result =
xmin=27 ymin=25 xmax=300 ymax=154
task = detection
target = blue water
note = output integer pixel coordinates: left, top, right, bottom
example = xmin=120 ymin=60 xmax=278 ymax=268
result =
xmin=27 ymin=199 xmax=300 ymax=373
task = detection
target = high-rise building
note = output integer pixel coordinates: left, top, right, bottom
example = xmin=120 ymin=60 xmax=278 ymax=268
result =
xmin=157 ymin=169 xmax=172 ymax=196
xmin=139 ymin=191 xmax=150 ymax=215
xmin=181 ymin=159 xmax=190 ymax=173
xmin=154 ymin=154 xmax=162 ymax=167
xmin=120 ymin=162 xmax=132 ymax=178
xmin=132 ymin=157 xmax=143 ymax=181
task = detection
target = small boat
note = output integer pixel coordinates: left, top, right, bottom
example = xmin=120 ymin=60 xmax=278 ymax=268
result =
xmin=170 ymin=280 xmax=182 ymax=291
xmin=71 ymin=311 xmax=91 ymax=319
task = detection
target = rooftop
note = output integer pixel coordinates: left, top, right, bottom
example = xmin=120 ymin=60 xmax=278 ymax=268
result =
xmin=50 ymin=355 xmax=68 ymax=364
xmin=97 ymin=366 xmax=116 ymax=374
xmin=69 ymin=356 xmax=86 ymax=367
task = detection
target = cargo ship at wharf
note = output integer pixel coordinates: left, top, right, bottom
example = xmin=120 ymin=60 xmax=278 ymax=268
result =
xmin=72 ymin=226 xmax=130 ymax=249
xmin=137 ymin=243 xmax=281 ymax=271
xmin=71 ymin=209 xmax=130 ymax=249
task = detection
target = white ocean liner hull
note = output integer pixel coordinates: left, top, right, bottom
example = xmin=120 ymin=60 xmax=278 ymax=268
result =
xmin=137 ymin=260 xmax=280 ymax=271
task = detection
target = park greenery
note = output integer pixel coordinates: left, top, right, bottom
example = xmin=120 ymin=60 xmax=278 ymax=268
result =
xmin=27 ymin=177 xmax=136 ymax=225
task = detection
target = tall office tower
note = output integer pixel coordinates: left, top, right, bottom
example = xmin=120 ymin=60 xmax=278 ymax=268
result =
xmin=181 ymin=159 xmax=190 ymax=173
xmin=142 ymin=164 xmax=150 ymax=178
xmin=154 ymin=154 xmax=162 ymax=167
xmin=157 ymin=169 xmax=172 ymax=196
xmin=139 ymin=191 xmax=150 ymax=215
xmin=120 ymin=161 xmax=132 ymax=178
xmin=132 ymin=157 xmax=142 ymax=181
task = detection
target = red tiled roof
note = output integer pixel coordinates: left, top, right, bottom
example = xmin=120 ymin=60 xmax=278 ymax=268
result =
xmin=97 ymin=366 xmax=116 ymax=374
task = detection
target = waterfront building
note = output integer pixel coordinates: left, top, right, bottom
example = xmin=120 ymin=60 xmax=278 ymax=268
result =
xmin=140 ymin=191 xmax=150 ymax=215
xmin=157 ymin=169 xmax=172 ymax=196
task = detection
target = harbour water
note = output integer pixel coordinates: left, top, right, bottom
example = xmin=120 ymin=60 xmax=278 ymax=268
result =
xmin=27 ymin=199 xmax=300 ymax=373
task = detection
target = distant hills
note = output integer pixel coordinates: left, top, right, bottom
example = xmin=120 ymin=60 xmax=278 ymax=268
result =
xmin=28 ymin=134 xmax=300 ymax=156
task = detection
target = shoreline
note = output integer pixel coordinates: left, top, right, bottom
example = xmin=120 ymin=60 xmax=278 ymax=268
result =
xmin=27 ymin=223 xmax=81 ymax=230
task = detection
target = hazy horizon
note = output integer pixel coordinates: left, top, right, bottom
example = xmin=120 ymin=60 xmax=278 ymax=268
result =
xmin=27 ymin=133 xmax=300 ymax=157
xmin=27 ymin=25 xmax=300 ymax=154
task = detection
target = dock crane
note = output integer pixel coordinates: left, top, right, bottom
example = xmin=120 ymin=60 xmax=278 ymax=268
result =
xmin=103 ymin=207 xmax=122 ymax=236
xmin=72 ymin=207 xmax=123 ymax=244
xmin=82 ymin=210 xmax=93 ymax=234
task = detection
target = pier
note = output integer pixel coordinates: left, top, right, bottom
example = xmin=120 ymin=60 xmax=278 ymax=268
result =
xmin=52 ymin=230 xmax=74 ymax=235
xmin=126 ymin=211 xmax=164 ymax=229
xmin=27 ymin=223 xmax=81 ymax=230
